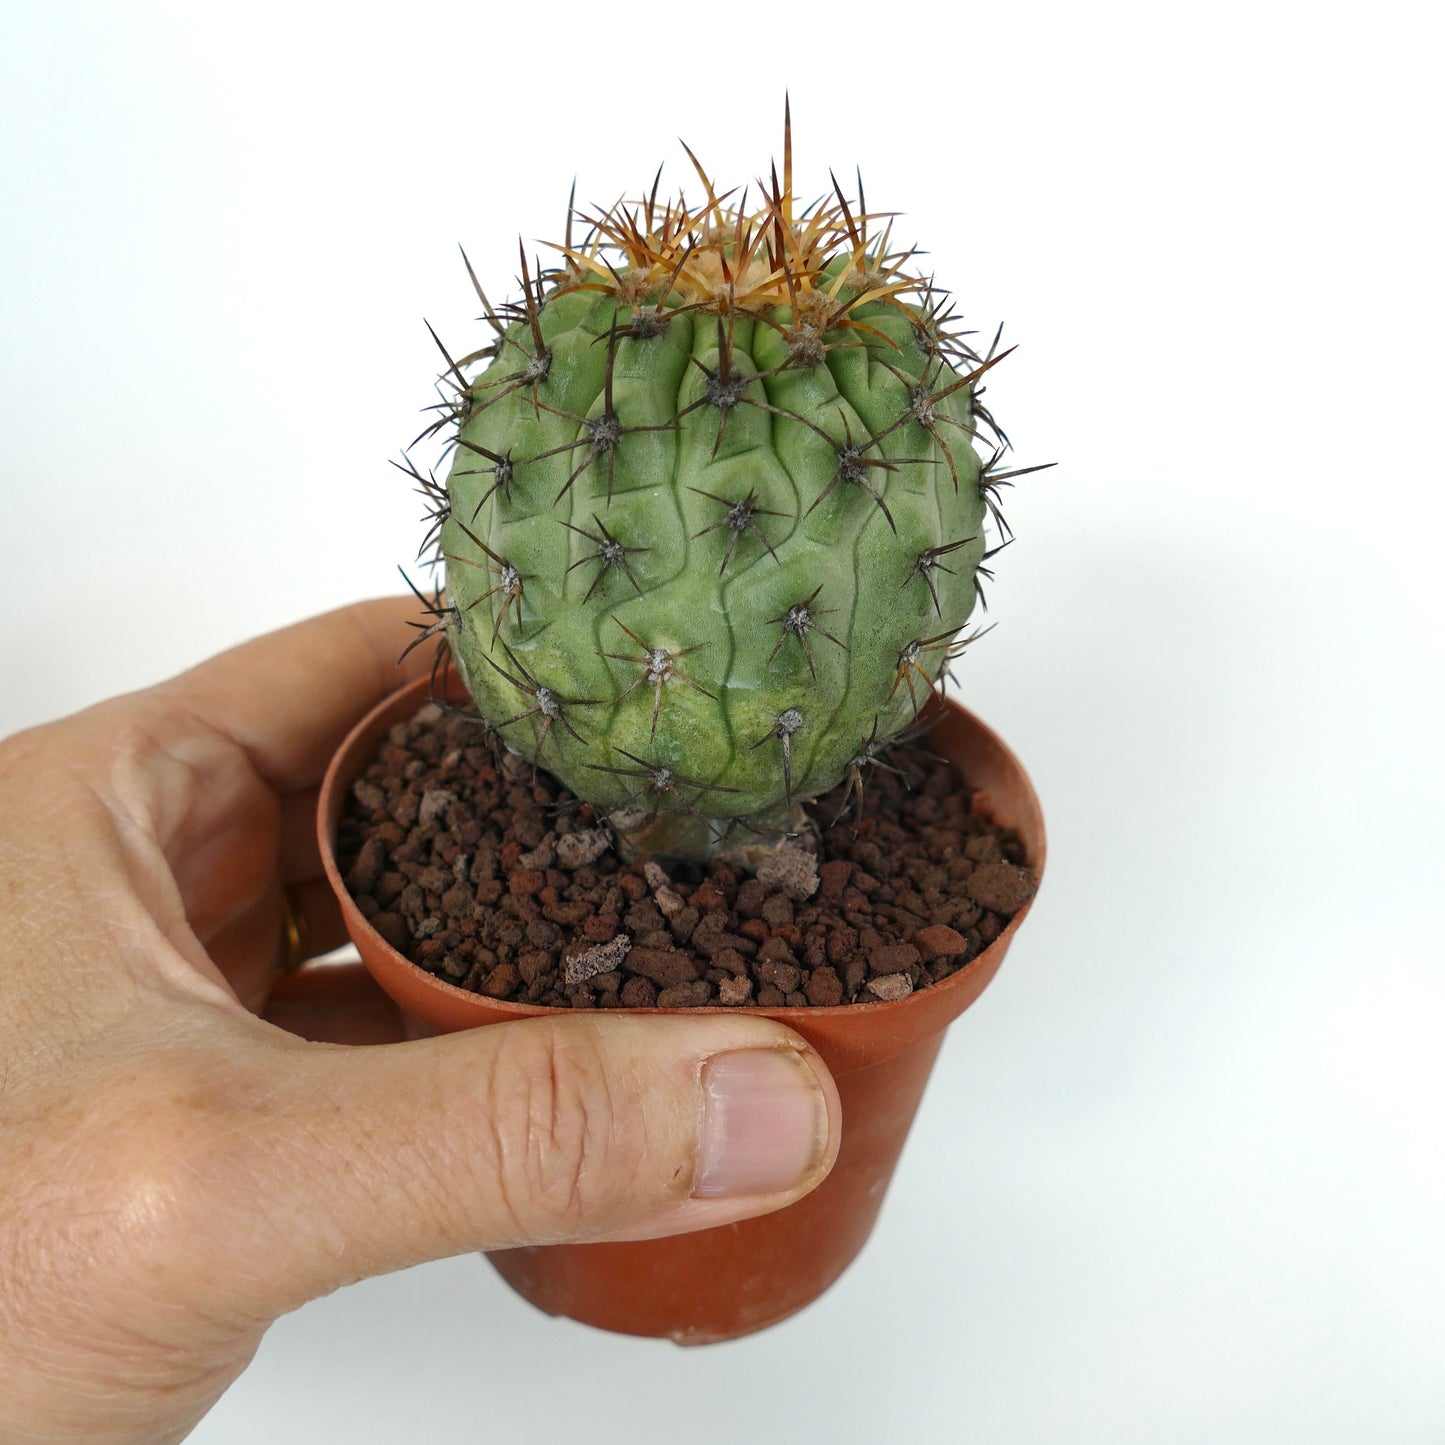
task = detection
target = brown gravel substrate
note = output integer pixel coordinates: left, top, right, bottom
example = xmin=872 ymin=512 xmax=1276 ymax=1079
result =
xmin=335 ymin=701 xmax=1037 ymax=1009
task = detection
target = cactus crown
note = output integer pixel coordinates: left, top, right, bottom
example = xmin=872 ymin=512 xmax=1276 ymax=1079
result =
xmin=402 ymin=106 xmax=1044 ymax=863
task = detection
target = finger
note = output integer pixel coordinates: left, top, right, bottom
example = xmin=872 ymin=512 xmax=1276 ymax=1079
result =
xmin=206 ymin=1014 xmax=841 ymax=1320
xmin=201 ymin=888 xmax=286 ymax=1010
xmin=157 ymin=597 xmax=437 ymax=795
xmin=279 ymin=787 xmax=324 ymax=881
xmin=262 ymin=963 xmax=408 ymax=1044
xmin=200 ymin=875 xmax=347 ymax=1013
xmin=282 ymin=875 xmax=348 ymax=959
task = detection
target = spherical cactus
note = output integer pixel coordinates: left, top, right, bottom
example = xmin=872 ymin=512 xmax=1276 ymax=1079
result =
xmin=404 ymin=114 xmax=1041 ymax=862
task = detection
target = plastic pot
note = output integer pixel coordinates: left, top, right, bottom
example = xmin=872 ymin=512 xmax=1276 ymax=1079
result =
xmin=319 ymin=673 xmax=1044 ymax=1343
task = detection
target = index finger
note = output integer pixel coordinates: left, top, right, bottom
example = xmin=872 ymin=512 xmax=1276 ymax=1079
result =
xmin=159 ymin=597 xmax=440 ymax=794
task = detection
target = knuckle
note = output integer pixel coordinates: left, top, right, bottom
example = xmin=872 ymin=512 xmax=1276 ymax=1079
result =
xmin=481 ymin=1023 xmax=630 ymax=1244
xmin=1 ymin=1054 xmax=242 ymax=1343
xmin=73 ymin=1069 xmax=230 ymax=1272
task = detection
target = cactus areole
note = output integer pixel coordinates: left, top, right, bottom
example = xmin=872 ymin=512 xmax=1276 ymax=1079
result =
xmin=404 ymin=115 xmax=1039 ymax=864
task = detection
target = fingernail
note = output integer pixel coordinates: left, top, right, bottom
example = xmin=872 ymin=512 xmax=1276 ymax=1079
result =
xmin=694 ymin=1048 xmax=830 ymax=1199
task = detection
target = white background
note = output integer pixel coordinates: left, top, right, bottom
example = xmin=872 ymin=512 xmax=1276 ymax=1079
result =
xmin=3 ymin=2 xmax=1442 ymax=1441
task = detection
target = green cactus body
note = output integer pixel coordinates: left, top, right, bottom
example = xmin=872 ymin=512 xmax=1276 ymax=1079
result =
xmin=417 ymin=129 xmax=1024 ymax=861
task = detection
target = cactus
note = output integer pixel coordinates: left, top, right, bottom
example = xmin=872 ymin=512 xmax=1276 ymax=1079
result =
xmin=404 ymin=110 xmax=1042 ymax=862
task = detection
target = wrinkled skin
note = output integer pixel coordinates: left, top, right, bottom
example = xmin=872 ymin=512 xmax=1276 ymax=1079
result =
xmin=0 ymin=599 xmax=838 ymax=1442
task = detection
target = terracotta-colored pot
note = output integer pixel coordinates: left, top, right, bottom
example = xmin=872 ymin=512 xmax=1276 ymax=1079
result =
xmin=319 ymin=674 xmax=1044 ymax=1343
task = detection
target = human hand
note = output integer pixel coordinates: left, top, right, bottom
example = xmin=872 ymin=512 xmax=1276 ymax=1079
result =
xmin=0 ymin=599 xmax=840 ymax=1442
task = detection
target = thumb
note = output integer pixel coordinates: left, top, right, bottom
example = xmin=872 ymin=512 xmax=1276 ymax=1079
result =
xmin=222 ymin=1013 xmax=840 ymax=1317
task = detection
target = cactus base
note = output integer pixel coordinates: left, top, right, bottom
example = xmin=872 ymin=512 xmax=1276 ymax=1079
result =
xmin=609 ymin=802 xmax=815 ymax=869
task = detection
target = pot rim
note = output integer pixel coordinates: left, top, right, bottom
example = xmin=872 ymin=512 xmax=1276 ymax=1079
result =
xmin=318 ymin=672 xmax=1045 ymax=1043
